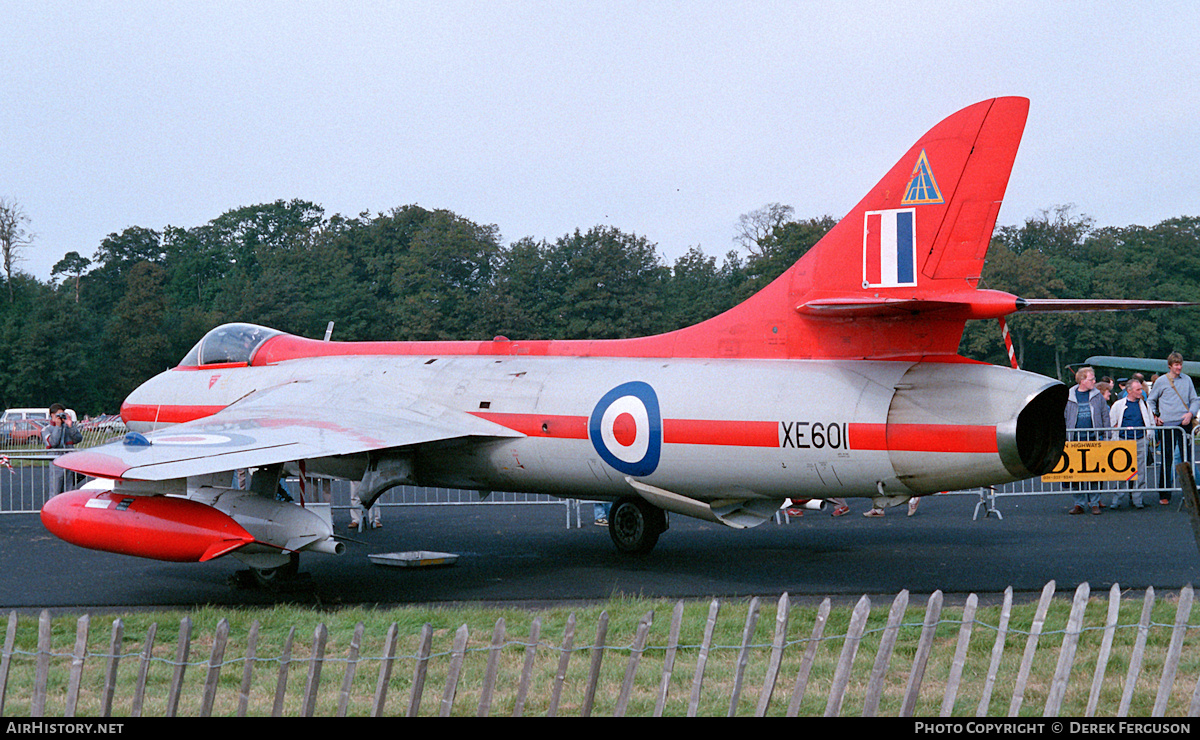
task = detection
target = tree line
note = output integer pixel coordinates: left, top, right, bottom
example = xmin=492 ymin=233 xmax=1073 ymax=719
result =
xmin=0 ymin=198 xmax=1195 ymax=415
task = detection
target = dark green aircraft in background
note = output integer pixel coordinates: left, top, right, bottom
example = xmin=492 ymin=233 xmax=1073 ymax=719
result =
xmin=1084 ymin=356 xmax=1200 ymax=381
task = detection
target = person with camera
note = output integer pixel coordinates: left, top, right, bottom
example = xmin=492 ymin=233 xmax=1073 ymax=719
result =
xmin=41 ymin=403 xmax=82 ymax=495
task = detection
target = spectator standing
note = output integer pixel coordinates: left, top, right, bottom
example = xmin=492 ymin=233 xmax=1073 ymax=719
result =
xmin=1064 ymin=367 xmax=1110 ymax=515
xmin=42 ymin=403 xmax=82 ymax=495
xmin=349 ymin=481 xmax=382 ymax=530
xmin=1109 ymin=378 xmax=1154 ymax=509
xmin=1147 ymin=352 xmax=1199 ymax=503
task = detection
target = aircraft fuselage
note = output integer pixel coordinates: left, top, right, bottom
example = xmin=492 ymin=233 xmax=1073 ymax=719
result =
xmin=121 ymin=353 xmax=1064 ymax=504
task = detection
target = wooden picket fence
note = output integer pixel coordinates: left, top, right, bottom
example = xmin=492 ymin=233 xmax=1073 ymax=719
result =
xmin=3 ymin=579 xmax=1200 ymax=717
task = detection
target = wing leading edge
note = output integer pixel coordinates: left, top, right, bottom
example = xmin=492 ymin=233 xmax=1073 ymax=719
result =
xmin=55 ymin=378 xmax=523 ymax=481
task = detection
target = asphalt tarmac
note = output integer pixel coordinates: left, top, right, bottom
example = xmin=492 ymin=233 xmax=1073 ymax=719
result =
xmin=4 ymin=487 xmax=1200 ymax=612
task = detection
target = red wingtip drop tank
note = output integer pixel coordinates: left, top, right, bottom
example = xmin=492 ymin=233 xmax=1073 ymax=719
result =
xmin=41 ymin=490 xmax=256 ymax=563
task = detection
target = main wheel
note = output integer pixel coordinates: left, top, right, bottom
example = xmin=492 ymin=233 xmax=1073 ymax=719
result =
xmin=253 ymin=552 xmax=300 ymax=587
xmin=608 ymin=497 xmax=666 ymax=555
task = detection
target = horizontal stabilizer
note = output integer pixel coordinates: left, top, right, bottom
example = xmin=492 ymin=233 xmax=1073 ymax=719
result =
xmin=1015 ymin=298 xmax=1199 ymax=313
xmin=797 ymin=295 xmax=1196 ymax=320
xmin=797 ymin=290 xmax=1020 ymax=320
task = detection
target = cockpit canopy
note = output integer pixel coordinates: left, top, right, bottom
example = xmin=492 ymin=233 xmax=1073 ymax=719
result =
xmin=179 ymin=323 xmax=282 ymax=367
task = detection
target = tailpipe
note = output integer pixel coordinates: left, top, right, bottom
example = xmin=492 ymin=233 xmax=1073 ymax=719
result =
xmin=886 ymin=363 xmax=1067 ymax=493
xmin=1000 ymin=382 xmax=1068 ymax=478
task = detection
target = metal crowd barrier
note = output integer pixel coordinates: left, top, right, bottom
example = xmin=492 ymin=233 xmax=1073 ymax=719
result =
xmin=0 ymin=453 xmax=56 ymax=514
xmin=0 ymin=452 xmax=579 ymax=527
xmin=954 ymin=424 xmax=1195 ymax=519
xmin=0 ymin=421 xmax=127 ymax=512
xmin=4 ymin=425 xmax=1194 ymax=526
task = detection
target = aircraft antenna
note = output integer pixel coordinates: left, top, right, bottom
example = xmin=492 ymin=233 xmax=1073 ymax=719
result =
xmin=324 ymin=322 xmax=335 ymax=342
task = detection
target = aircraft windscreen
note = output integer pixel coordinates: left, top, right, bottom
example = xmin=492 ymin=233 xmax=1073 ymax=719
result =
xmin=179 ymin=324 xmax=281 ymax=367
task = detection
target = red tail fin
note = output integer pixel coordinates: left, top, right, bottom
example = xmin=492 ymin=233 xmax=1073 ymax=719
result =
xmin=252 ymin=99 xmax=1034 ymax=364
xmin=657 ymin=97 xmax=1030 ymax=360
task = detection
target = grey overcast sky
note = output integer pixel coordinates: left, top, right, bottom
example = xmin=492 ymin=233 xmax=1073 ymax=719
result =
xmin=4 ymin=1 xmax=1198 ymax=282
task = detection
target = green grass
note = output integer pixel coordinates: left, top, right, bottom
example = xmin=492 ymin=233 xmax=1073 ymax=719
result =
xmin=3 ymin=591 xmax=1199 ymax=716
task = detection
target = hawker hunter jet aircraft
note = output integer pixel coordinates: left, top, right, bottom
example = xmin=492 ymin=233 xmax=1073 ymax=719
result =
xmin=43 ymin=97 xmax=1188 ymax=582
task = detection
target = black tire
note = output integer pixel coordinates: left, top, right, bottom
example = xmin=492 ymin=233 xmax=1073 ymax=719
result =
xmin=253 ymin=552 xmax=300 ymax=587
xmin=608 ymin=497 xmax=666 ymax=555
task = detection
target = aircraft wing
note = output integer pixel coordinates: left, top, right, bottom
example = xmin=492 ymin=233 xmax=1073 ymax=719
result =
xmin=1083 ymin=356 xmax=1200 ymax=379
xmin=55 ymin=378 xmax=524 ymax=481
xmin=1083 ymin=356 xmax=1170 ymax=375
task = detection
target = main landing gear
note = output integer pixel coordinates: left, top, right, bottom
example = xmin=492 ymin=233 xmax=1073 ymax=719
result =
xmin=251 ymin=552 xmax=301 ymax=586
xmin=231 ymin=553 xmax=310 ymax=591
xmin=608 ymin=497 xmax=667 ymax=555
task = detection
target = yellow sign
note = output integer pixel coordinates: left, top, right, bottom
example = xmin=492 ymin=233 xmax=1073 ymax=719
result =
xmin=1042 ymin=439 xmax=1139 ymax=483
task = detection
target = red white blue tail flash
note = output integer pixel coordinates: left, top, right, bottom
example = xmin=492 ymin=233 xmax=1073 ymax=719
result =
xmin=863 ymin=209 xmax=917 ymax=288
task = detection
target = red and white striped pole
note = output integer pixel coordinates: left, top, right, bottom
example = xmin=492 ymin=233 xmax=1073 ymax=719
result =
xmin=999 ymin=317 xmax=1018 ymax=369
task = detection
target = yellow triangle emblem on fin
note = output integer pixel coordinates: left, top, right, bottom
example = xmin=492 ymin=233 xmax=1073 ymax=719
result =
xmin=901 ymin=149 xmax=944 ymax=205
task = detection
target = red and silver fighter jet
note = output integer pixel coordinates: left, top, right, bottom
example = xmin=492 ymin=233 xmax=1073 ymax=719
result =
xmin=43 ymin=97 xmax=1185 ymax=580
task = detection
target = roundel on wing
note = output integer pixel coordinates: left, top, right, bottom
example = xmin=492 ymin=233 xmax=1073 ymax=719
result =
xmin=588 ymin=381 xmax=662 ymax=476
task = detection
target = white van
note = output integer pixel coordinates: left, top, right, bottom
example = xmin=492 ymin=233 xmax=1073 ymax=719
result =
xmin=1 ymin=408 xmax=50 ymax=422
xmin=0 ymin=408 xmax=76 ymax=422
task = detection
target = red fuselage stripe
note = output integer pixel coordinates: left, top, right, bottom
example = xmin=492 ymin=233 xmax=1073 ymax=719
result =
xmin=470 ymin=413 xmax=589 ymax=440
xmin=473 ymin=413 xmax=995 ymax=453
xmin=848 ymin=423 xmax=998 ymax=453
xmin=663 ymin=419 xmax=779 ymax=447
xmin=126 ymin=405 xmax=996 ymax=454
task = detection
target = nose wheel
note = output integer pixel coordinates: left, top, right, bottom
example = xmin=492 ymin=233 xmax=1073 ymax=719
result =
xmin=608 ymin=497 xmax=667 ymax=555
